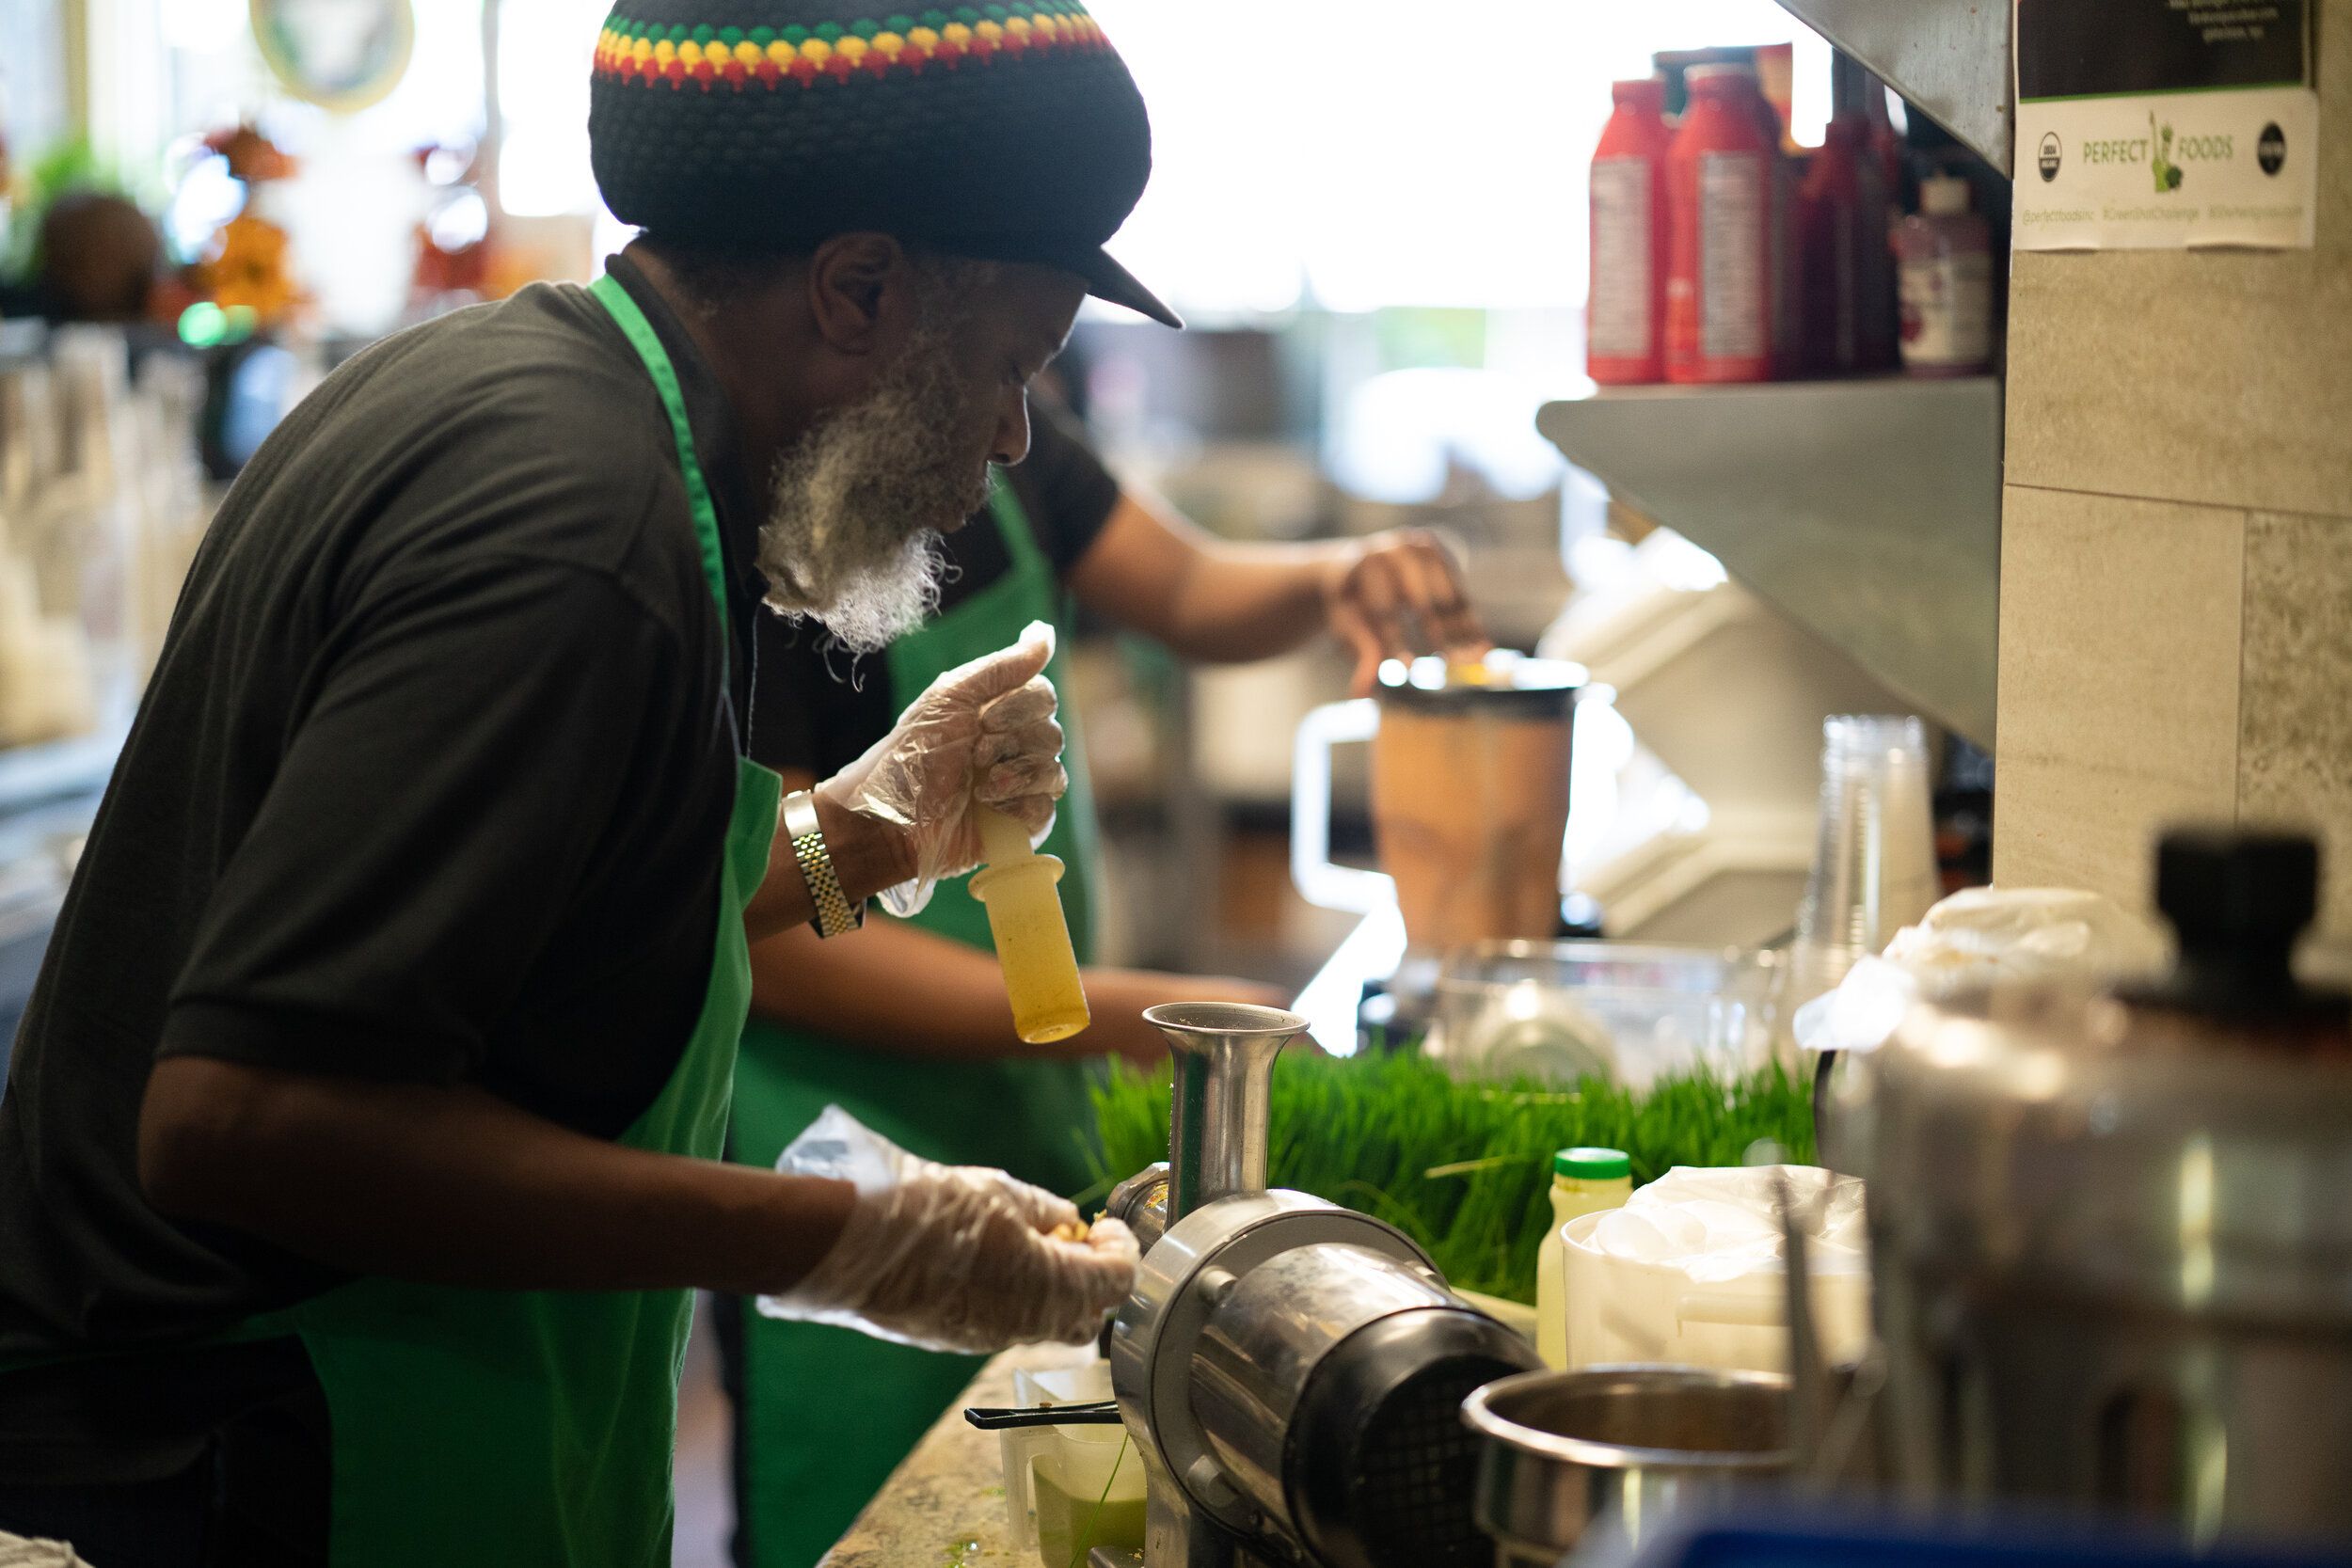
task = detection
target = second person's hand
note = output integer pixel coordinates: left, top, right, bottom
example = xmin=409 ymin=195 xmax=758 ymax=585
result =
xmin=1324 ymin=530 xmax=1491 ymax=697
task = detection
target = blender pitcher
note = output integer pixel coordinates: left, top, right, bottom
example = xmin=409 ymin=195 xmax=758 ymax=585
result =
xmin=1293 ymin=653 xmax=1582 ymax=956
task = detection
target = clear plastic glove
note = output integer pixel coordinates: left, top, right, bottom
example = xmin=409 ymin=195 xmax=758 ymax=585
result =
xmin=757 ymin=1106 xmax=1139 ymax=1354
xmin=818 ymin=620 xmax=1068 ymax=918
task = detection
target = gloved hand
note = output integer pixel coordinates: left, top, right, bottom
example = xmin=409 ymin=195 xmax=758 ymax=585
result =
xmin=818 ymin=620 xmax=1068 ymax=917
xmin=758 ymin=1107 xmax=1139 ymax=1354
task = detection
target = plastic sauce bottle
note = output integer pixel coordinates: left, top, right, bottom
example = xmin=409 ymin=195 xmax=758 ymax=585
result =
xmin=1534 ymin=1147 xmax=1633 ymax=1370
xmin=1895 ymin=175 xmax=1994 ymax=375
xmin=1861 ymin=70 xmax=1905 ymax=195
xmin=1586 ymin=78 xmax=1671 ymax=385
xmin=1800 ymin=61 xmax=1899 ymax=375
xmin=1746 ymin=71 xmax=1803 ymax=378
xmin=1665 ymin=63 xmax=1773 ymax=384
xmin=969 ymin=802 xmax=1090 ymax=1043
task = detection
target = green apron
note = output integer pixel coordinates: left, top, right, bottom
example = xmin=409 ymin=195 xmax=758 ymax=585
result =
xmin=730 ymin=483 xmax=1104 ymax=1568
xmin=0 ymin=274 xmax=779 ymax=1565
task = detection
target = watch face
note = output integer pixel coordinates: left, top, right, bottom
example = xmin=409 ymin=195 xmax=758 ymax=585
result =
xmin=251 ymin=0 xmax=415 ymax=113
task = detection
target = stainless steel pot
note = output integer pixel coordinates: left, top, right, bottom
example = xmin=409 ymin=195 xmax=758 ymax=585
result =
xmin=1459 ymin=1366 xmax=1791 ymax=1568
xmin=1841 ymin=830 xmax=2352 ymax=1544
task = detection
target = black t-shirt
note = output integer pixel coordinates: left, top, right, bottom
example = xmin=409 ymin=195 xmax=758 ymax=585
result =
xmin=752 ymin=402 xmax=1119 ymax=777
xmin=0 ymin=260 xmax=760 ymax=1376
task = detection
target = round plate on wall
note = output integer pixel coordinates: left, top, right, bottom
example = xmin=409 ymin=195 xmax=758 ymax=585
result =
xmin=250 ymin=0 xmax=416 ymax=113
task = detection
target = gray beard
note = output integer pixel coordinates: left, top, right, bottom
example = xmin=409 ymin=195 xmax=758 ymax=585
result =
xmin=755 ymin=324 xmax=994 ymax=657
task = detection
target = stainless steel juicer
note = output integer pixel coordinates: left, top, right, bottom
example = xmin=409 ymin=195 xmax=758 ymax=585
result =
xmin=1093 ymin=1003 xmax=1540 ymax=1568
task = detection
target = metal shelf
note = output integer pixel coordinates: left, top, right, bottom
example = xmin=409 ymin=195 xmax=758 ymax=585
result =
xmin=1772 ymin=0 xmax=2012 ymax=175
xmin=1537 ymin=376 xmax=2002 ymax=749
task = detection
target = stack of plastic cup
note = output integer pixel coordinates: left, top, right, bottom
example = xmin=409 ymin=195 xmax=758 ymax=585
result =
xmin=1788 ymin=716 xmax=1939 ymax=1006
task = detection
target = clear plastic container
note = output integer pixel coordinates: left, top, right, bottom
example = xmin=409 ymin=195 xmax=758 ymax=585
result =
xmin=1430 ymin=940 xmax=1782 ymax=1089
xmin=996 ymin=1363 xmax=1146 ymax=1568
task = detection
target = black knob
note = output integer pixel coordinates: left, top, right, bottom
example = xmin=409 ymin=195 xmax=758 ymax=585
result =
xmin=2155 ymin=829 xmax=2317 ymax=954
xmin=2128 ymin=827 xmax=2344 ymax=1023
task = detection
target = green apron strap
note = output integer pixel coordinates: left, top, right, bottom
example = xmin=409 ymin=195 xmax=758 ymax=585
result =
xmin=986 ymin=481 xmax=1051 ymax=578
xmin=591 ymin=273 xmax=734 ymax=628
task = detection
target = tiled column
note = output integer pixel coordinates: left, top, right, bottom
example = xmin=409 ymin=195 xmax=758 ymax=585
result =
xmin=1994 ymin=0 xmax=2352 ymax=935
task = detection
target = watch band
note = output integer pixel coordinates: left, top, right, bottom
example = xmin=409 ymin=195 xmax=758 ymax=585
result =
xmin=781 ymin=790 xmax=866 ymax=940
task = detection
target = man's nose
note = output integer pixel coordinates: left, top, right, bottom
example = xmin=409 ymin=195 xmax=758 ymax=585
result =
xmin=992 ymin=388 xmax=1032 ymax=467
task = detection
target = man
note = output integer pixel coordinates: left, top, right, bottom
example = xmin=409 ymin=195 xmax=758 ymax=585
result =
xmin=726 ymin=397 xmax=1488 ymax=1566
xmin=0 ymin=3 xmax=1170 ymax=1561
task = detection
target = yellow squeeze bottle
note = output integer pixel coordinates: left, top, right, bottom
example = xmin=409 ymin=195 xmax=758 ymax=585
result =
xmin=968 ymin=802 xmax=1090 ymax=1043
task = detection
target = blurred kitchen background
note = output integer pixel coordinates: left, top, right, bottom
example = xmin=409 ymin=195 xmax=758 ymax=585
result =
xmin=0 ymin=1 xmax=2005 ymax=1060
xmin=0 ymin=8 xmax=2021 ymax=1558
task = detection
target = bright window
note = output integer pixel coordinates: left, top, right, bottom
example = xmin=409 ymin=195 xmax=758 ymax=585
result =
xmin=497 ymin=0 xmax=606 ymax=217
xmin=1089 ymin=0 xmax=1828 ymax=318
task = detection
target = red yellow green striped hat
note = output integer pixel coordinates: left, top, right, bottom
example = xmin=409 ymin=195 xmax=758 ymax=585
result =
xmin=587 ymin=0 xmax=1176 ymax=325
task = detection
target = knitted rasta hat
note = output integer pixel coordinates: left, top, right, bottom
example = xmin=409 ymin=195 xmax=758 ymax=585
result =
xmin=588 ymin=1 xmax=1178 ymax=326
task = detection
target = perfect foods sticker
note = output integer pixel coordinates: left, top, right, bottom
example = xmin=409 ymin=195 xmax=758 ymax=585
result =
xmin=2014 ymin=0 xmax=2317 ymax=250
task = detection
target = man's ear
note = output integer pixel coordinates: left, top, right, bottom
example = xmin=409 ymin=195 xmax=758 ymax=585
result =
xmin=806 ymin=232 xmax=908 ymax=356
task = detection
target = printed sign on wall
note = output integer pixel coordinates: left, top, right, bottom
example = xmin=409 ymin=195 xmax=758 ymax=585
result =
xmin=2014 ymin=0 xmax=2317 ymax=249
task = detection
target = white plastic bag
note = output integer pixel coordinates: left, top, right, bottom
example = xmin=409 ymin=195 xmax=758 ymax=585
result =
xmin=1561 ymin=1164 xmax=1872 ymax=1372
xmin=1794 ymin=886 xmax=2168 ymax=1054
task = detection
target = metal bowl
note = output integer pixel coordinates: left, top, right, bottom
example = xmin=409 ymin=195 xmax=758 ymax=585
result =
xmin=1459 ymin=1365 xmax=1791 ymax=1567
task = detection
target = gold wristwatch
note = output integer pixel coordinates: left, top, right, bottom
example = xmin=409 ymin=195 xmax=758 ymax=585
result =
xmin=781 ymin=789 xmax=866 ymax=939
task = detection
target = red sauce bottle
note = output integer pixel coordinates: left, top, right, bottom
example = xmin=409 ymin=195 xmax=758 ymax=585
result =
xmin=1665 ymin=63 xmax=1773 ymax=384
xmin=1587 ymin=78 xmax=1672 ymax=385
xmin=1800 ymin=85 xmax=1899 ymax=374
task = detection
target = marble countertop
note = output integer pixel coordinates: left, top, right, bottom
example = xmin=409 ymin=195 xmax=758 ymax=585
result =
xmin=817 ymin=1341 xmax=1097 ymax=1568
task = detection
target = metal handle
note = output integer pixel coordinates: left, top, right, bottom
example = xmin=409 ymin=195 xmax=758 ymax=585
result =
xmin=1290 ymin=698 xmax=1390 ymax=912
xmin=963 ymin=1400 xmax=1122 ymax=1431
xmin=1772 ymin=1169 xmax=1832 ymax=1483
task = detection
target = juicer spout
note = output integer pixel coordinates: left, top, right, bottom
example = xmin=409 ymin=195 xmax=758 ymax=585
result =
xmin=1105 ymin=1164 xmax=1171 ymax=1253
xmin=1141 ymin=1002 xmax=1309 ymax=1222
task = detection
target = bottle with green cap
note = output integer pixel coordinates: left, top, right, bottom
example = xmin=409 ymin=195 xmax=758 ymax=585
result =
xmin=1535 ymin=1147 xmax=1634 ymax=1369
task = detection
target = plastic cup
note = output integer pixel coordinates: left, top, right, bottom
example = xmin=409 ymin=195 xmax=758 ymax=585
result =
xmin=1790 ymin=716 xmax=1938 ymax=1002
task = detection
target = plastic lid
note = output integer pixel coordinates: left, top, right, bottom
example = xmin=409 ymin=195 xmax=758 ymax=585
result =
xmin=1921 ymin=176 xmax=1972 ymax=215
xmin=1686 ymin=62 xmax=1758 ymax=89
xmin=1821 ymin=713 xmax=1929 ymax=766
xmin=1613 ymin=77 xmax=1665 ymax=109
xmin=1375 ymin=652 xmax=1582 ymax=716
xmin=1554 ymin=1147 xmax=1632 ymax=1180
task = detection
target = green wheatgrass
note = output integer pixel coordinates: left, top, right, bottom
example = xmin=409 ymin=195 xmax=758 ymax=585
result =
xmin=1086 ymin=1049 xmax=1815 ymax=1304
